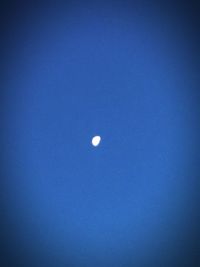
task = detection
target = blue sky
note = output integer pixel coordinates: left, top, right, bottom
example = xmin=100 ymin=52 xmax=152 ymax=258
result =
xmin=1 ymin=1 xmax=199 ymax=267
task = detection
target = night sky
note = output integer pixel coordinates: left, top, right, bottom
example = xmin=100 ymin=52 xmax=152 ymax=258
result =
xmin=1 ymin=1 xmax=199 ymax=267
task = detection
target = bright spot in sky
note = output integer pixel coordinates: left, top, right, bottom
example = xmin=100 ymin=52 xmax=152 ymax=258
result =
xmin=92 ymin=136 xmax=101 ymax=147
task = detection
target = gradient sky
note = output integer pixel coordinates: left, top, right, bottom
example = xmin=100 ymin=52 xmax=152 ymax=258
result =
xmin=1 ymin=1 xmax=199 ymax=267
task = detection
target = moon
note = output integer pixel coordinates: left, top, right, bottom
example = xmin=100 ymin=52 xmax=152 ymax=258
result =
xmin=91 ymin=136 xmax=101 ymax=147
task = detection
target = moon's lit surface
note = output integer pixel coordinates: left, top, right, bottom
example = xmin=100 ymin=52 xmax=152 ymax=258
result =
xmin=92 ymin=136 xmax=101 ymax=147
xmin=1 ymin=1 xmax=198 ymax=267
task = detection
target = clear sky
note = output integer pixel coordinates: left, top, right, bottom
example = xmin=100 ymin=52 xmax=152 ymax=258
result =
xmin=1 ymin=1 xmax=199 ymax=267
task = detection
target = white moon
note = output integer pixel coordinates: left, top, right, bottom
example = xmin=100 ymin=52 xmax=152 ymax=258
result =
xmin=92 ymin=136 xmax=101 ymax=147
